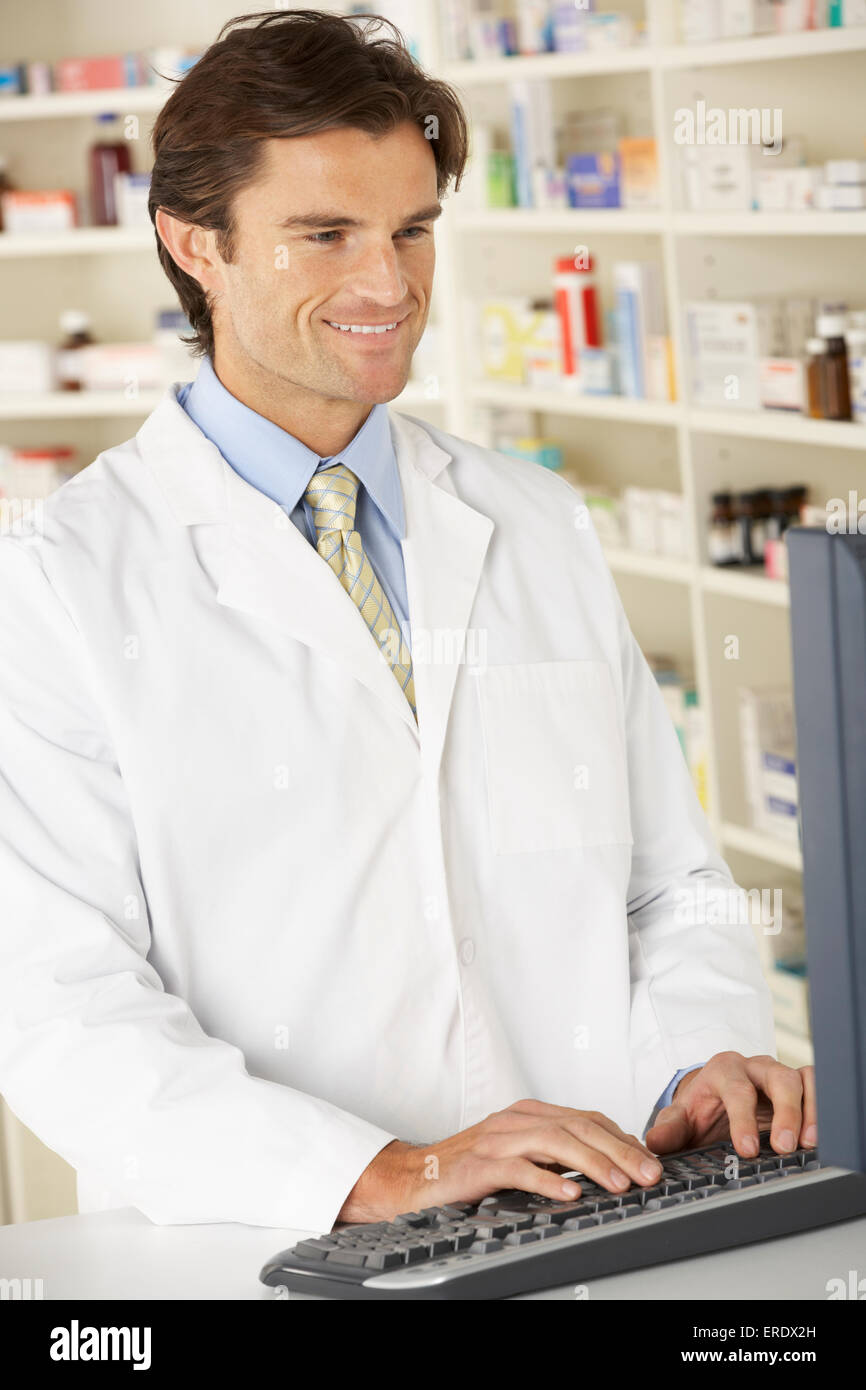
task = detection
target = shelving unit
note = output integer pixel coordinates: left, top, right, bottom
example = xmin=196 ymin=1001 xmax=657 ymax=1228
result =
xmin=434 ymin=1 xmax=866 ymax=1074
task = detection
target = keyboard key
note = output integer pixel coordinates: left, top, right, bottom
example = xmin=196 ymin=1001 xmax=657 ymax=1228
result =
xmin=504 ymin=1230 xmax=541 ymax=1246
xmin=562 ymin=1216 xmax=598 ymax=1231
xmin=537 ymin=1225 xmax=565 ymax=1240
xmin=325 ymin=1249 xmax=368 ymax=1268
xmin=469 ymin=1221 xmax=511 ymax=1239
xmin=365 ymin=1248 xmax=405 ymax=1271
xmin=392 ymin=1212 xmax=427 ymax=1228
xmin=422 ymin=1237 xmax=456 ymax=1256
xmin=468 ymin=1239 xmax=504 ymax=1255
xmin=294 ymin=1237 xmax=338 ymax=1260
xmin=402 ymin=1245 xmax=432 ymax=1264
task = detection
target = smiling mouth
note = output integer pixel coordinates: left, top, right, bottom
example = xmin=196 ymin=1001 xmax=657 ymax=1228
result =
xmin=323 ymin=316 xmax=407 ymax=336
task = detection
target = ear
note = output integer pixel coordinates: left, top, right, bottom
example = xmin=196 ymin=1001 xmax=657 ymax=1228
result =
xmin=155 ymin=210 xmax=225 ymax=294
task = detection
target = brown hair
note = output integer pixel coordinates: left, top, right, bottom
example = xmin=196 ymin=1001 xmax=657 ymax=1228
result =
xmin=149 ymin=9 xmax=469 ymax=359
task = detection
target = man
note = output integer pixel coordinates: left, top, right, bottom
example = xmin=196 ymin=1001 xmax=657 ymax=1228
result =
xmin=0 ymin=11 xmax=813 ymax=1234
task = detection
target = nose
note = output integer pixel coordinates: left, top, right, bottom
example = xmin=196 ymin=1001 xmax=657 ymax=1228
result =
xmin=345 ymin=237 xmax=408 ymax=308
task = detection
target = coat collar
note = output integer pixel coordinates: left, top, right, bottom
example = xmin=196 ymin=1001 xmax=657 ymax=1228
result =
xmin=137 ymin=388 xmax=493 ymax=767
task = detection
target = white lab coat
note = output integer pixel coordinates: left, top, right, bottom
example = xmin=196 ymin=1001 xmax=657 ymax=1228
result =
xmin=0 ymin=389 xmax=775 ymax=1233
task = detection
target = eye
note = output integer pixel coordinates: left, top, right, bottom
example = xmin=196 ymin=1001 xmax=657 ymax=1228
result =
xmin=304 ymin=230 xmax=343 ymax=244
xmin=399 ymin=226 xmax=429 ymax=239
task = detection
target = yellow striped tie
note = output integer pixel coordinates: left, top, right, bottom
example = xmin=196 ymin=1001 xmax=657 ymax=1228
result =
xmin=303 ymin=463 xmax=416 ymax=717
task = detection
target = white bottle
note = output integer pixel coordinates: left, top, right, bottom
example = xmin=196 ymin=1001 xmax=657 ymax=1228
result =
xmin=845 ymin=327 xmax=866 ymax=424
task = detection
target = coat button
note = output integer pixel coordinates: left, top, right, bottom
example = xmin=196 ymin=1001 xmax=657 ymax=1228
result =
xmin=459 ymin=938 xmax=475 ymax=966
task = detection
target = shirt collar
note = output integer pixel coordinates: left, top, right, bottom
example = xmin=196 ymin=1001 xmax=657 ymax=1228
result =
xmin=178 ymin=355 xmax=404 ymax=537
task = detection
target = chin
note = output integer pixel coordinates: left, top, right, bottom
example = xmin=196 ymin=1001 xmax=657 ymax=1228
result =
xmin=353 ymin=369 xmax=413 ymax=405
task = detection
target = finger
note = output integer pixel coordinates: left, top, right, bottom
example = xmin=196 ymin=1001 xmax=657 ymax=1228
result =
xmin=498 ymin=1120 xmax=662 ymax=1192
xmin=707 ymin=1055 xmax=762 ymax=1156
xmin=798 ymin=1066 xmax=817 ymax=1148
xmin=645 ymin=1102 xmax=695 ymax=1154
xmin=495 ymin=1156 xmax=584 ymax=1203
xmin=504 ymin=1102 xmax=660 ymax=1168
xmin=744 ymin=1056 xmax=804 ymax=1153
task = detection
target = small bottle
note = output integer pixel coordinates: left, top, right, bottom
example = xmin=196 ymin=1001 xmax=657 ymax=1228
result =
xmin=805 ymin=337 xmax=827 ymax=418
xmin=765 ymin=489 xmax=789 ymax=545
xmin=817 ymin=312 xmax=852 ymax=422
xmin=731 ymin=492 xmax=756 ymax=566
xmin=749 ymin=488 xmax=771 ymax=565
xmin=0 ymin=155 xmax=14 ymax=232
xmin=783 ymin=486 xmax=808 ymax=529
xmin=89 ymin=113 xmax=132 ymax=226
xmin=708 ymin=491 xmax=735 ymax=567
xmin=58 ymin=310 xmax=95 ymax=391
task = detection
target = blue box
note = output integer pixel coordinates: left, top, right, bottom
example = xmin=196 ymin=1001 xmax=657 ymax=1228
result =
xmin=566 ymin=152 xmax=620 ymax=209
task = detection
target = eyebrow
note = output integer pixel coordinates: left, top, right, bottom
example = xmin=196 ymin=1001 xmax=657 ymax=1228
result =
xmin=277 ymin=203 xmax=443 ymax=231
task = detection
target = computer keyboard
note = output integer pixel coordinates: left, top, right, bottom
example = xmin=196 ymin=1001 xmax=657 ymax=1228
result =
xmin=260 ymin=1131 xmax=866 ymax=1299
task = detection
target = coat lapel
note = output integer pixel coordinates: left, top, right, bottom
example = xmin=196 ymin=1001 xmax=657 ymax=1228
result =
xmin=390 ymin=412 xmax=494 ymax=779
xmin=139 ymin=390 xmax=494 ymax=757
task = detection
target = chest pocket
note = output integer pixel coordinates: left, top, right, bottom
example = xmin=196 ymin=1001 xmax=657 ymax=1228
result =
xmin=475 ymin=660 xmax=634 ymax=854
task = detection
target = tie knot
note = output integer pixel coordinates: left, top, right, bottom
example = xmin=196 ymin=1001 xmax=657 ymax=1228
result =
xmin=303 ymin=462 xmax=360 ymax=536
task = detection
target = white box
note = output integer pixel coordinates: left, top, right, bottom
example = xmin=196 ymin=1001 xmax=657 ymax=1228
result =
xmin=680 ymin=0 xmax=720 ymax=42
xmin=0 ymin=341 xmax=56 ymax=393
xmin=738 ymin=686 xmax=799 ymax=843
xmin=753 ymin=165 xmax=821 ymax=211
xmin=622 ymin=486 xmax=657 ymax=553
xmin=685 ymin=301 xmax=761 ymax=410
xmin=681 ymin=145 xmax=752 ymax=212
xmin=816 ymin=183 xmax=866 ymax=210
xmin=114 ymin=172 xmax=152 ymax=229
xmin=655 ymin=490 xmax=688 ymax=557
xmin=824 ymin=159 xmax=866 ymax=185
xmin=720 ymin=0 xmax=756 ymax=36
xmin=78 ymin=344 xmax=164 ymax=393
xmin=759 ymin=356 xmax=805 ymax=411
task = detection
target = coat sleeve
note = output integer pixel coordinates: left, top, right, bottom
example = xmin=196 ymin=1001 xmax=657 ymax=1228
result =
xmin=0 ymin=538 xmax=395 ymax=1232
xmin=600 ymin=557 xmax=777 ymax=1132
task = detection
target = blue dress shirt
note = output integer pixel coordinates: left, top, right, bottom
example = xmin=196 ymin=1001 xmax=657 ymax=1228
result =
xmin=177 ymin=356 xmax=702 ymax=1136
xmin=178 ymin=356 xmax=411 ymax=649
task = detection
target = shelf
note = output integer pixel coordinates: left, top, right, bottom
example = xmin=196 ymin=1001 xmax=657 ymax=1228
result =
xmin=672 ymin=211 xmax=866 ymax=237
xmin=603 ymin=547 xmax=693 ymax=584
xmin=0 ymin=391 xmax=163 ymax=420
xmin=0 ymin=227 xmax=153 ymax=258
xmin=455 ymin=208 xmax=664 ymax=234
xmin=687 ymin=408 xmax=866 ymax=450
xmin=470 ymin=380 xmax=683 ymax=426
xmin=700 ymin=566 xmax=790 ymax=606
xmin=441 ymin=28 xmax=866 ymax=84
xmin=0 ymin=86 xmax=167 ymax=122
xmin=721 ymin=821 xmax=803 ymax=870
xmin=659 ymin=25 xmax=866 ymax=69
xmin=443 ymin=47 xmax=651 ymax=84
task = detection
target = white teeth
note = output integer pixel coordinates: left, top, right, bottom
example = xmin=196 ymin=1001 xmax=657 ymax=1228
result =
xmin=327 ymin=321 xmax=399 ymax=334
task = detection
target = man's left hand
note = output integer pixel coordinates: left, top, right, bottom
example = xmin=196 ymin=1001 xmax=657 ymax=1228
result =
xmin=645 ymin=1052 xmax=817 ymax=1158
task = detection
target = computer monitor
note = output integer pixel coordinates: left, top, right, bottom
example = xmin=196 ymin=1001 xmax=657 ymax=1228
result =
xmin=787 ymin=526 xmax=866 ymax=1175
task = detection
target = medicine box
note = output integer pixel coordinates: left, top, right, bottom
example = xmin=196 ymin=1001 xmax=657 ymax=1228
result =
xmin=566 ymin=153 xmax=620 ymax=209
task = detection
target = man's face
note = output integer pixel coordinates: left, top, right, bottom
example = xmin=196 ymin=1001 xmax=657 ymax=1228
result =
xmin=210 ymin=122 xmax=440 ymax=406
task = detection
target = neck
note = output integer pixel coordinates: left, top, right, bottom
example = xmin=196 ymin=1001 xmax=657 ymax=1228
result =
xmin=211 ymin=350 xmax=372 ymax=457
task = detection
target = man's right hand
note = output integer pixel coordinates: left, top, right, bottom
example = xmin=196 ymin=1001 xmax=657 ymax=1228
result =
xmin=337 ymin=1098 xmax=664 ymax=1225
